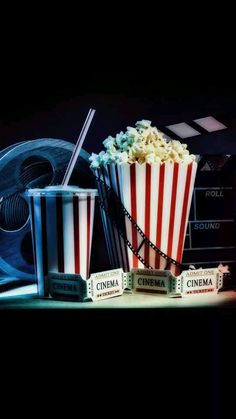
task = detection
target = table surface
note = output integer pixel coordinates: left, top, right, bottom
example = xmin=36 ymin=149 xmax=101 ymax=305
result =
xmin=0 ymin=284 xmax=236 ymax=309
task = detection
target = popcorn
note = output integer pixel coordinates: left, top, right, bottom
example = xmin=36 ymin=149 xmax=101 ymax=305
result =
xmin=103 ymin=136 xmax=115 ymax=150
xmin=135 ymin=119 xmax=152 ymax=129
xmin=89 ymin=152 xmax=101 ymax=169
xmin=89 ymin=120 xmax=196 ymax=168
xmin=117 ymin=151 xmax=129 ymax=164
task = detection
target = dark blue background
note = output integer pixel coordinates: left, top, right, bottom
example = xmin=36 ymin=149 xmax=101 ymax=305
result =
xmin=1 ymin=78 xmax=236 ymax=154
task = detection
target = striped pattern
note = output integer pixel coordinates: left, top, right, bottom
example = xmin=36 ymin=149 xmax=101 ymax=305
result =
xmin=29 ymin=193 xmax=96 ymax=296
xmin=97 ymin=162 xmax=197 ymax=273
xmin=96 ymin=166 xmax=130 ymax=272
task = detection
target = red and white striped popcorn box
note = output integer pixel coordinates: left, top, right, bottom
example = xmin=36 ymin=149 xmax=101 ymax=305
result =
xmin=96 ymin=161 xmax=197 ymax=275
xmin=27 ymin=186 xmax=97 ymax=296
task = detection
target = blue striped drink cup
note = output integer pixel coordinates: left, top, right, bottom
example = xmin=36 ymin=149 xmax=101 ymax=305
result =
xmin=26 ymin=186 xmax=97 ymax=296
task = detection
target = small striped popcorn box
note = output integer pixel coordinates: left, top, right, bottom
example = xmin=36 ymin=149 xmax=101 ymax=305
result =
xmin=96 ymin=161 xmax=197 ymax=275
xmin=26 ymin=186 xmax=97 ymax=296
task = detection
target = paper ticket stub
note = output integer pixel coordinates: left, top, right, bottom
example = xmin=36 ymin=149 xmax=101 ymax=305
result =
xmin=47 ymin=272 xmax=88 ymax=301
xmin=178 ymin=268 xmax=224 ymax=296
xmin=131 ymin=269 xmax=171 ymax=294
xmin=47 ymin=269 xmax=124 ymax=302
xmin=132 ymin=267 xmax=224 ymax=296
xmin=88 ymin=269 xmax=124 ymax=301
xmin=46 ymin=265 xmax=226 ymax=302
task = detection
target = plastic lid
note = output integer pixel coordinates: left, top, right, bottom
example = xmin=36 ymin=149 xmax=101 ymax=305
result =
xmin=26 ymin=185 xmax=98 ymax=196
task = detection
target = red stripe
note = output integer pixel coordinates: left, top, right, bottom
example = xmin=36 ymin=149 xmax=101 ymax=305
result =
xmin=176 ymin=163 xmax=193 ymax=263
xmin=136 ymin=289 xmax=167 ymax=295
xmin=167 ymin=163 xmax=179 ymax=260
xmin=130 ymin=164 xmax=138 ymax=268
xmin=73 ymin=196 xmax=80 ymax=274
xmin=56 ymin=196 xmax=64 ymax=273
xmin=174 ymin=266 xmax=181 ymax=277
xmin=155 ymin=164 xmax=165 ymax=268
xmin=144 ymin=164 xmax=151 ymax=264
xmin=86 ymin=196 xmax=91 ymax=279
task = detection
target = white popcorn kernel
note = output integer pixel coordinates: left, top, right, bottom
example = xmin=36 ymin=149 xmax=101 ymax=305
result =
xmin=135 ymin=119 xmax=152 ymax=129
xmin=90 ymin=120 xmax=195 ymax=168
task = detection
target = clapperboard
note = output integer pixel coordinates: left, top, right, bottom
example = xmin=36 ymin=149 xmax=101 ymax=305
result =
xmin=158 ymin=113 xmax=236 ymax=287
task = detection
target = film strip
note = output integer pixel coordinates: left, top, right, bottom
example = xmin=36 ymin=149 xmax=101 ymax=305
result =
xmin=94 ymin=173 xmax=182 ymax=271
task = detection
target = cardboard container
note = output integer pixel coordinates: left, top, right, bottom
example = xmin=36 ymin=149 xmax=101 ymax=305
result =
xmin=96 ymin=161 xmax=197 ymax=274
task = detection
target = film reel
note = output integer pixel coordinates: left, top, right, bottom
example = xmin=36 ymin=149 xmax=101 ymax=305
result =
xmin=0 ymin=138 xmax=94 ymax=280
